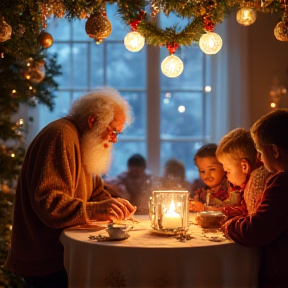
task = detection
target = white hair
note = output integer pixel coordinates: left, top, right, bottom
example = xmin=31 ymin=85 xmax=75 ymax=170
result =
xmin=68 ymin=87 xmax=133 ymax=132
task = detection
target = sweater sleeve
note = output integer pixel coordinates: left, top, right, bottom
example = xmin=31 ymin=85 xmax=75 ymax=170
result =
xmin=26 ymin=123 xmax=94 ymax=228
xmin=223 ymin=172 xmax=288 ymax=247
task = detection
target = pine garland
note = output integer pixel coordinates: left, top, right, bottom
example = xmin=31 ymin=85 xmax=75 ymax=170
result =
xmin=0 ymin=0 xmax=286 ymax=61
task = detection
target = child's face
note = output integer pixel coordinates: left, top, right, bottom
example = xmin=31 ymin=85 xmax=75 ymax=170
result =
xmin=195 ymin=156 xmax=225 ymax=188
xmin=218 ymin=155 xmax=248 ymax=186
xmin=254 ymin=138 xmax=278 ymax=173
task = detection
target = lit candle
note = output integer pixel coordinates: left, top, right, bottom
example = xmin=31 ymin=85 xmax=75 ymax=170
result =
xmin=161 ymin=200 xmax=182 ymax=229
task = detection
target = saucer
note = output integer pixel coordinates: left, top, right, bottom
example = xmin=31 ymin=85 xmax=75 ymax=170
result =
xmin=108 ymin=235 xmax=130 ymax=241
xmin=88 ymin=234 xmax=130 ymax=242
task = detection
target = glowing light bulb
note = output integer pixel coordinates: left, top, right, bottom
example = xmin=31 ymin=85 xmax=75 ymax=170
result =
xmin=178 ymin=105 xmax=185 ymax=113
xmin=205 ymin=86 xmax=212 ymax=92
xmin=236 ymin=7 xmax=257 ymax=26
xmin=274 ymin=21 xmax=288 ymax=41
xmin=199 ymin=32 xmax=222 ymax=55
xmin=161 ymin=54 xmax=184 ymax=78
xmin=271 ymin=103 xmax=276 ymax=108
xmin=124 ymin=31 xmax=145 ymax=52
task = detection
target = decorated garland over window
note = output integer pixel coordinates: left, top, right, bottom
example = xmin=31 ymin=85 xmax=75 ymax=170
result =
xmin=0 ymin=0 xmax=287 ymax=76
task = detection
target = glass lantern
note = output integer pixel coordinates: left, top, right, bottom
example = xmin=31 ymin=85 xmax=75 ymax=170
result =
xmin=149 ymin=190 xmax=189 ymax=234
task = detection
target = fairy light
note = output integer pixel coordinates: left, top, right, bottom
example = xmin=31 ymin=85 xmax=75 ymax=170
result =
xmin=161 ymin=43 xmax=184 ymax=78
xmin=199 ymin=32 xmax=222 ymax=55
xmin=178 ymin=105 xmax=185 ymax=113
xmin=124 ymin=11 xmax=145 ymax=52
xmin=205 ymin=86 xmax=212 ymax=92
xmin=124 ymin=31 xmax=145 ymax=52
xmin=236 ymin=7 xmax=257 ymax=26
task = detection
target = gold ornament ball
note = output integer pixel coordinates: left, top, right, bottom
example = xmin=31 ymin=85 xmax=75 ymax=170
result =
xmin=274 ymin=21 xmax=288 ymax=41
xmin=0 ymin=17 xmax=12 ymax=42
xmin=85 ymin=12 xmax=112 ymax=42
xmin=38 ymin=31 xmax=54 ymax=48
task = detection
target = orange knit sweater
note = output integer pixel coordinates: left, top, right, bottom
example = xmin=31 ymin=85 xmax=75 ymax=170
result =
xmin=5 ymin=118 xmax=110 ymax=277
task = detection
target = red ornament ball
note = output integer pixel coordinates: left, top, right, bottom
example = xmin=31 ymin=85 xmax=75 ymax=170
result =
xmin=38 ymin=31 xmax=53 ymax=48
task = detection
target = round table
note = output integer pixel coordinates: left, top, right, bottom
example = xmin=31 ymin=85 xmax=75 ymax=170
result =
xmin=60 ymin=215 xmax=260 ymax=288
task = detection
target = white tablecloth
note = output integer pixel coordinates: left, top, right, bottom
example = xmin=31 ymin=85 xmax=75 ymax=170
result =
xmin=60 ymin=215 xmax=260 ymax=288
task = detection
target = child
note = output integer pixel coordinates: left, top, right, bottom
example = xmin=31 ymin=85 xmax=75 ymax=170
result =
xmin=190 ymin=143 xmax=242 ymax=211
xmin=216 ymin=128 xmax=270 ymax=217
xmin=222 ymin=109 xmax=288 ymax=287
xmin=159 ymin=158 xmax=193 ymax=195
xmin=105 ymin=154 xmax=153 ymax=214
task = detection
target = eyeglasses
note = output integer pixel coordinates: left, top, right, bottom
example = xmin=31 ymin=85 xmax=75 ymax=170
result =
xmin=111 ymin=130 xmax=122 ymax=136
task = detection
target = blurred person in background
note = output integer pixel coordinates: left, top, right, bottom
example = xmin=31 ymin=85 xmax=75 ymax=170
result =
xmin=105 ymin=154 xmax=153 ymax=214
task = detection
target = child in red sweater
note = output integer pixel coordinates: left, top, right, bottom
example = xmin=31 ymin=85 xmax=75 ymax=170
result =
xmin=222 ymin=109 xmax=288 ymax=287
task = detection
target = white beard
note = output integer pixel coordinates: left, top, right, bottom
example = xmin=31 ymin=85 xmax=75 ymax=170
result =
xmin=80 ymin=129 xmax=113 ymax=176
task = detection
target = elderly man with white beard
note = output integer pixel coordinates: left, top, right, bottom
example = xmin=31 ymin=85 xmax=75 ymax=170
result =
xmin=5 ymin=87 xmax=137 ymax=288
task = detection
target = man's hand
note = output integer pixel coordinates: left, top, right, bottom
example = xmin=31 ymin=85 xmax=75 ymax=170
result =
xmin=93 ymin=198 xmax=136 ymax=221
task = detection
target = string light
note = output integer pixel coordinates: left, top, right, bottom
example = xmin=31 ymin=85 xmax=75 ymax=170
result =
xmin=124 ymin=11 xmax=145 ymax=52
xmin=205 ymin=86 xmax=212 ymax=92
xmin=161 ymin=43 xmax=184 ymax=78
xmin=178 ymin=106 xmax=185 ymax=113
xmin=124 ymin=31 xmax=145 ymax=52
xmin=236 ymin=7 xmax=257 ymax=26
xmin=199 ymin=32 xmax=222 ymax=55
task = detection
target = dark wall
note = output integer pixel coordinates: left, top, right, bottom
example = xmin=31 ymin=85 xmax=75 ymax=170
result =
xmin=248 ymin=12 xmax=288 ymax=124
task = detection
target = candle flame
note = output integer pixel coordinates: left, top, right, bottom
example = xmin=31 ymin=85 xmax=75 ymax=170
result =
xmin=170 ymin=200 xmax=176 ymax=211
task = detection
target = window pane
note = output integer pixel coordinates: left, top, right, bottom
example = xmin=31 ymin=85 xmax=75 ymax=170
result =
xmin=72 ymin=19 xmax=87 ymax=41
xmin=160 ymin=141 xmax=204 ymax=182
xmin=160 ymin=92 xmax=203 ymax=138
xmin=48 ymin=43 xmax=71 ymax=88
xmin=72 ymin=43 xmax=88 ymax=89
xmin=106 ymin=141 xmax=146 ymax=177
xmin=39 ymin=91 xmax=72 ymax=130
xmin=120 ymin=91 xmax=146 ymax=137
xmin=73 ymin=91 xmax=89 ymax=101
xmin=91 ymin=44 xmax=104 ymax=88
xmin=205 ymin=92 xmax=211 ymax=137
xmin=47 ymin=18 xmax=71 ymax=41
xmin=106 ymin=43 xmax=146 ymax=89
xmin=107 ymin=4 xmax=130 ymax=41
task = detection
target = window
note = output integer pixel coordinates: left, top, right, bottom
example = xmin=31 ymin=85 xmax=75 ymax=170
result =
xmin=38 ymin=4 xmax=212 ymax=181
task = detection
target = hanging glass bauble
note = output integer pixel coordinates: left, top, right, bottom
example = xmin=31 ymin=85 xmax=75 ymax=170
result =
xmin=274 ymin=21 xmax=288 ymax=41
xmin=161 ymin=54 xmax=184 ymax=78
xmin=0 ymin=17 xmax=12 ymax=42
xmin=199 ymin=32 xmax=222 ymax=55
xmin=124 ymin=31 xmax=145 ymax=52
xmin=236 ymin=7 xmax=257 ymax=26
xmin=85 ymin=7 xmax=112 ymax=42
xmin=38 ymin=31 xmax=54 ymax=48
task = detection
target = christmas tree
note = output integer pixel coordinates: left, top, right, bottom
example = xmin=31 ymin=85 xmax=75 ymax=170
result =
xmin=0 ymin=51 xmax=61 ymax=288
xmin=0 ymin=1 xmax=61 ymax=285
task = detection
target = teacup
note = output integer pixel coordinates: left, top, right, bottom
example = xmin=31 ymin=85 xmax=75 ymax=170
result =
xmin=106 ymin=223 xmax=133 ymax=240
